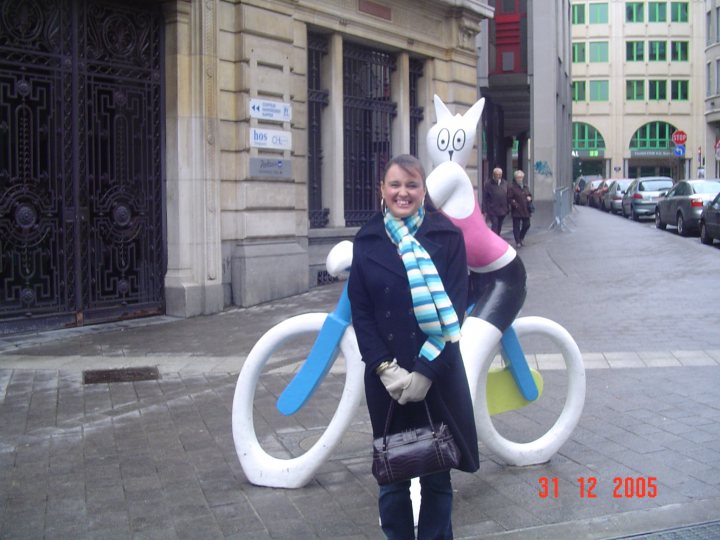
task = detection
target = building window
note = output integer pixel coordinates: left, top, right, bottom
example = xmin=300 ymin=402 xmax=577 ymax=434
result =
xmin=626 ymin=80 xmax=645 ymax=100
xmin=630 ymin=121 xmax=676 ymax=150
xmin=670 ymin=2 xmax=688 ymax=22
xmin=589 ymin=41 xmax=609 ymax=62
xmin=708 ymin=62 xmax=713 ymax=96
xmin=307 ymin=33 xmax=329 ymax=229
xmin=589 ymin=80 xmax=609 ymax=101
xmin=670 ymin=80 xmax=689 ymax=100
xmin=572 ymin=4 xmax=586 ymax=24
xmin=649 ymin=79 xmax=667 ymax=100
xmin=716 ymin=59 xmax=720 ymax=94
xmin=589 ymin=3 xmax=609 ymax=23
xmin=626 ymin=41 xmax=644 ymax=61
xmin=648 ymin=2 xmax=667 ymax=22
xmin=572 ymin=42 xmax=586 ymax=63
xmin=716 ymin=7 xmax=720 ymax=43
xmin=572 ymin=80 xmax=587 ymax=101
xmin=671 ymin=41 xmax=689 ymax=61
xmin=343 ymin=42 xmax=397 ymax=226
xmin=649 ymin=40 xmax=667 ymax=61
xmin=572 ymin=122 xmax=606 ymax=151
xmin=626 ymin=2 xmax=644 ymax=22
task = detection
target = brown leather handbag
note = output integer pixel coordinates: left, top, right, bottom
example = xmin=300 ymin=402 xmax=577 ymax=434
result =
xmin=371 ymin=400 xmax=461 ymax=485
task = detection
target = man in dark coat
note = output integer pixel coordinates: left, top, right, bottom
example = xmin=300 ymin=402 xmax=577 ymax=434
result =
xmin=483 ymin=167 xmax=510 ymax=235
xmin=348 ymin=210 xmax=479 ymax=475
xmin=508 ymin=169 xmax=533 ymax=248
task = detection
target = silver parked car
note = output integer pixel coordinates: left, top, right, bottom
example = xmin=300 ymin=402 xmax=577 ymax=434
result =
xmin=655 ymin=179 xmax=720 ymax=236
xmin=700 ymin=192 xmax=720 ymax=245
xmin=621 ymin=176 xmax=674 ymax=221
xmin=602 ymin=179 xmax=633 ymax=214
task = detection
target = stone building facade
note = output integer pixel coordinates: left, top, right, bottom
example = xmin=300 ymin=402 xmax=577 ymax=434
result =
xmin=163 ymin=0 xmax=493 ymax=318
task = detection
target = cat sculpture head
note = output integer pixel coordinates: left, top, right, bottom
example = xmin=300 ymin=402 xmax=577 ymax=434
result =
xmin=426 ymin=95 xmax=485 ymax=168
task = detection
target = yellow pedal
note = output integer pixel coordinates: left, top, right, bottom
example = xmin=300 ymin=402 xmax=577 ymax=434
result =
xmin=486 ymin=367 xmax=544 ymax=415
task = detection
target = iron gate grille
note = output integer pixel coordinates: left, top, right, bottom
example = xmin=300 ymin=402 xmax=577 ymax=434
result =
xmin=343 ymin=42 xmax=396 ymax=226
xmin=307 ymin=32 xmax=329 ymax=229
xmin=0 ymin=0 xmax=165 ymax=333
xmin=409 ymin=58 xmax=424 ymax=158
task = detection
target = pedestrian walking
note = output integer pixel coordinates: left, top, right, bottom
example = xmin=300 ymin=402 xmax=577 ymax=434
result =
xmin=348 ymin=154 xmax=479 ymax=540
xmin=483 ymin=167 xmax=509 ymax=235
xmin=508 ymin=169 xmax=533 ymax=248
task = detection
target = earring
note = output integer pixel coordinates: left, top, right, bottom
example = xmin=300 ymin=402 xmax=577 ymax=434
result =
xmin=381 ymin=198 xmax=387 ymax=215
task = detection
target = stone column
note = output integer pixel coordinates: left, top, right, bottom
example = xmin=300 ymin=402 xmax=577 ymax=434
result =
xmin=163 ymin=0 xmax=224 ymax=317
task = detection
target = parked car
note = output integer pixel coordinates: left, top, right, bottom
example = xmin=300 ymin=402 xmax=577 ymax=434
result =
xmin=601 ymin=179 xmax=633 ymax=214
xmin=589 ymin=179 xmax=613 ymax=209
xmin=700 ymin=192 xmax=720 ymax=245
xmin=578 ymin=178 xmax=605 ymax=206
xmin=621 ymin=176 xmax=674 ymax=221
xmin=655 ymin=179 xmax=720 ymax=236
xmin=574 ymin=175 xmax=602 ymax=204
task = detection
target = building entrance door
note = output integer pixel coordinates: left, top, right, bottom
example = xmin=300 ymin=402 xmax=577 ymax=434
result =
xmin=0 ymin=0 xmax=165 ymax=334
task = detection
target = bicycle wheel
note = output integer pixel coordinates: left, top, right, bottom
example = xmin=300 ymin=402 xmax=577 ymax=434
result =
xmin=473 ymin=316 xmax=586 ymax=466
xmin=232 ymin=312 xmax=364 ymax=488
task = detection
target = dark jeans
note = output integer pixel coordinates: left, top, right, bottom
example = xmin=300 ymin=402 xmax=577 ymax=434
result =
xmin=379 ymin=471 xmax=453 ymax=540
xmin=512 ymin=217 xmax=531 ymax=244
xmin=488 ymin=213 xmax=506 ymax=235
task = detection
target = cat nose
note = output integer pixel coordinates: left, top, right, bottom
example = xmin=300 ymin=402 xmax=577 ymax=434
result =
xmin=449 ymin=150 xmax=454 ymax=160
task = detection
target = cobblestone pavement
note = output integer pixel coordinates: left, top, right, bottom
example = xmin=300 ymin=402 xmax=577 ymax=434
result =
xmin=1 ymin=206 xmax=719 ymax=539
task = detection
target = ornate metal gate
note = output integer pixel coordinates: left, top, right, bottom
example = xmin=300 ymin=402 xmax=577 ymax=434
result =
xmin=0 ymin=0 xmax=165 ymax=334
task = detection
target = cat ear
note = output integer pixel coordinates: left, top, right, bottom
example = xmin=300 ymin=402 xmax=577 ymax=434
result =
xmin=464 ymin=98 xmax=485 ymax=128
xmin=433 ymin=94 xmax=453 ymax=123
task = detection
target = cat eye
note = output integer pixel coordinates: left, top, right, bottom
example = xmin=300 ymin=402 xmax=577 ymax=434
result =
xmin=453 ymin=129 xmax=466 ymax=151
xmin=437 ymin=128 xmax=450 ymax=151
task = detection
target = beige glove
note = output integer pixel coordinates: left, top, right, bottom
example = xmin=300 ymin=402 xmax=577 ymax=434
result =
xmin=398 ymin=372 xmax=432 ymax=405
xmin=376 ymin=359 xmax=411 ymax=400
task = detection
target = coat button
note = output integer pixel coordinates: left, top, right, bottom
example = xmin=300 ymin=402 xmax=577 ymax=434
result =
xmin=410 ymin=332 xmax=416 ymax=339
xmin=384 ymin=287 xmax=390 ymax=294
xmin=385 ymin=311 xmax=391 ymax=318
xmin=387 ymin=333 xmax=394 ymax=341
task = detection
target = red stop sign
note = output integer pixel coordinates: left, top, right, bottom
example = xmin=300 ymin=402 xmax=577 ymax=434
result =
xmin=672 ymin=130 xmax=687 ymax=145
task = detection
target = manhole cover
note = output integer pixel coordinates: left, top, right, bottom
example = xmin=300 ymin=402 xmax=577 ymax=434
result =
xmin=83 ymin=367 xmax=160 ymax=384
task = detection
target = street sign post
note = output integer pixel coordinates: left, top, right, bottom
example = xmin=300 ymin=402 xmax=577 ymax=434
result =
xmin=673 ymin=144 xmax=685 ymax=157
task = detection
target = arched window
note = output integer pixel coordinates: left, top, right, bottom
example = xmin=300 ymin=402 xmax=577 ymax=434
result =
xmin=630 ymin=121 xmax=677 ymax=150
xmin=572 ymin=122 xmax=606 ymax=157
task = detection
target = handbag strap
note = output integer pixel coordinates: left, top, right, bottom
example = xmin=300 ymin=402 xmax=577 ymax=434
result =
xmin=382 ymin=399 xmax=438 ymax=446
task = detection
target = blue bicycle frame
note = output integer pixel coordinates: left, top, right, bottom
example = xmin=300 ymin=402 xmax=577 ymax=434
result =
xmin=276 ymin=285 xmax=538 ymax=416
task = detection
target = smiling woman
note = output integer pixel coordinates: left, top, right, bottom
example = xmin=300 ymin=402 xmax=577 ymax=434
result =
xmin=380 ymin=157 xmax=427 ymax=219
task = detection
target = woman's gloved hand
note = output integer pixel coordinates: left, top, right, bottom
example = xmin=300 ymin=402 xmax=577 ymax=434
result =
xmin=398 ymin=372 xmax=432 ymax=405
xmin=376 ymin=359 xmax=411 ymax=400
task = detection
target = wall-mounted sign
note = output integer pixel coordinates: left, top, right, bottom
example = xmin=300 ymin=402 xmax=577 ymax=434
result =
xmin=249 ymin=157 xmax=293 ymax=179
xmin=249 ymin=99 xmax=292 ymax=122
xmin=250 ymin=127 xmax=292 ymax=150
xmin=630 ymin=149 xmax=672 ymax=158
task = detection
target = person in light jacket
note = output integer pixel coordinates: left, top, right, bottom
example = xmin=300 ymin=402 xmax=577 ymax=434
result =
xmin=348 ymin=154 xmax=479 ymax=540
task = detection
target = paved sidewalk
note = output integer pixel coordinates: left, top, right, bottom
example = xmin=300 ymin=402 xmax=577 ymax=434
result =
xmin=2 ymin=207 xmax=720 ymax=539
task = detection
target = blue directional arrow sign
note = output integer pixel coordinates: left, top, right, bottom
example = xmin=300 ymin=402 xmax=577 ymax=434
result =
xmin=674 ymin=144 xmax=685 ymax=157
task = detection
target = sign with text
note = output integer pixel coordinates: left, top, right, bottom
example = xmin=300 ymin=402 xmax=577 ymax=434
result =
xmin=249 ymin=157 xmax=293 ymax=179
xmin=671 ymin=130 xmax=687 ymax=145
xmin=249 ymin=99 xmax=292 ymax=122
xmin=250 ymin=127 xmax=292 ymax=150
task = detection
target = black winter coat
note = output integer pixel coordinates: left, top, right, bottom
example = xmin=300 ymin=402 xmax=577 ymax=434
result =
xmin=483 ymin=179 xmax=510 ymax=216
xmin=508 ymin=181 xmax=533 ymax=218
xmin=348 ymin=211 xmax=480 ymax=473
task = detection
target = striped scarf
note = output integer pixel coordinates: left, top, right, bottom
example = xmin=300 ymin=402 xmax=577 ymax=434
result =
xmin=384 ymin=207 xmax=461 ymax=362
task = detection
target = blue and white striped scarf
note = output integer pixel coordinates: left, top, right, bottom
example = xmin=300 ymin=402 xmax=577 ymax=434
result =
xmin=384 ymin=207 xmax=461 ymax=362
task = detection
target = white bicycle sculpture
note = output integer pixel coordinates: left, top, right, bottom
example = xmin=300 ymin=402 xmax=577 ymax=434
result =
xmin=232 ymin=241 xmax=586 ymax=489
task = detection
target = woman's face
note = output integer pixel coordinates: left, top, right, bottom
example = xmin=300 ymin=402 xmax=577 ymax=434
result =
xmin=381 ymin=164 xmax=426 ymax=219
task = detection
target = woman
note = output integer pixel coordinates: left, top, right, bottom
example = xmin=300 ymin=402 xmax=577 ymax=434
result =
xmin=348 ymin=154 xmax=479 ymax=539
xmin=507 ymin=169 xmax=533 ymax=248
